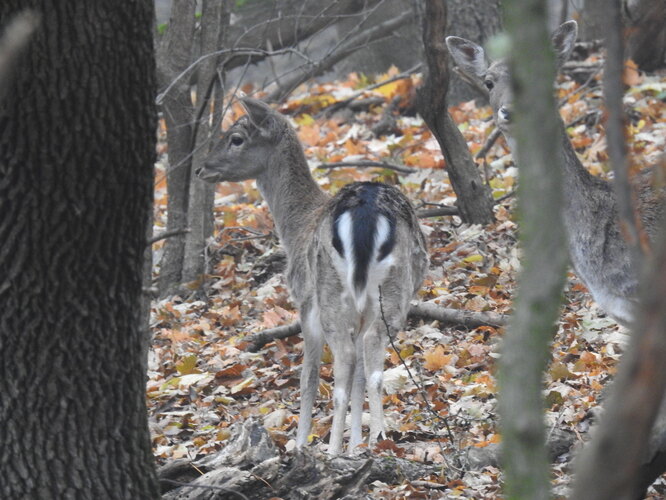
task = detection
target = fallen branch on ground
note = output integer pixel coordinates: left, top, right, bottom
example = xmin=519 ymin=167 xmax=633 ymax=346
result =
xmin=245 ymin=304 xmax=508 ymax=351
xmin=316 ymin=160 xmax=416 ymax=175
xmin=416 ymin=206 xmax=459 ymax=218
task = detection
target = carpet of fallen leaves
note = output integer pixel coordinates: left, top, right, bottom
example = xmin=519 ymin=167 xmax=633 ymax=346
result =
xmin=149 ymin=60 xmax=666 ymax=498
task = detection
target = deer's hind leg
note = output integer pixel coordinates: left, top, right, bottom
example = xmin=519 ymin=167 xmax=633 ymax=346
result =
xmin=296 ymin=304 xmax=324 ymax=449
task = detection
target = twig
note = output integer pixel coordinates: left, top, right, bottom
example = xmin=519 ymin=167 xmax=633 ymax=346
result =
xmin=148 ymin=228 xmax=191 ymax=246
xmin=316 ymin=160 xmax=416 ymax=175
xmin=245 ymin=322 xmax=302 ymax=352
xmin=475 ymin=128 xmax=503 ymax=160
xmin=416 ymin=206 xmax=459 ymax=218
xmin=377 ymin=286 xmax=461 ymax=471
xmin=409 ymin=302 xmax=508 ymax=328
xmin=321 ymin=63 xmax=422 ymax=117
xmin=156 ymin=47 xmax=312 ymax=105
xmin=266 ymin=10 xmax=415 ymax=102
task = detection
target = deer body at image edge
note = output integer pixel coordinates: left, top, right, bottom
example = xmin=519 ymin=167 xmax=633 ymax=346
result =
xmin=197 ymin=98 xmax=428 ymax=454
xmin=447 ymin=21 xmax=665 ymax=327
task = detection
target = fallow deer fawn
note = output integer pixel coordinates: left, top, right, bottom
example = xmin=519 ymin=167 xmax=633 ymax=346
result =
xmin=197 ymin=98 xmax=428 ymax=454
xmin=447 ymin=21 xmax=665 ymax=327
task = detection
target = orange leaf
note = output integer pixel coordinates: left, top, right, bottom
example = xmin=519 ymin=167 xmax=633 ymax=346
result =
xmin=622 ymin=59 xmax=642 ymax=86
xmin=423 ymin=345 xmax=451 ymax=371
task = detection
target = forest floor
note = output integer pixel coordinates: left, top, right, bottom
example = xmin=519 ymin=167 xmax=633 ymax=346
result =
xmin=148 ymin=56 xmax=666 ymax=498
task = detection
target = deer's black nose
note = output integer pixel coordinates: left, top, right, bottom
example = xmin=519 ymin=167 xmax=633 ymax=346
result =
xmin=499 ymin=106 xmax=511 ymax=123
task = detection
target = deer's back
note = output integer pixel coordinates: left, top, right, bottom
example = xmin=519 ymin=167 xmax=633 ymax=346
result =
xmin=285 ymin=182 xmax=427 ymax=328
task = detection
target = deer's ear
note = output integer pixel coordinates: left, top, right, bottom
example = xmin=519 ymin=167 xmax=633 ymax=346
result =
xmin=240 ymin=97 xmax=280 ymax=139
xmin=552 ymin=20 xmax=578 ymax=67
xmin=446 ymin=36 xmax=488 ymax=79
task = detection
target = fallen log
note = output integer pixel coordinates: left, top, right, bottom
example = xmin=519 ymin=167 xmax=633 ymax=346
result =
xmin=245 ymin=304 xmax=508 ymax=351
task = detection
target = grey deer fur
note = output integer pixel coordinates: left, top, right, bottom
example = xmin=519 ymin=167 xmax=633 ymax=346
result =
xmin=197 ymin=97 xmax=428 ymax=454
xmin=446 ymin=21 xmax=665 ymax=326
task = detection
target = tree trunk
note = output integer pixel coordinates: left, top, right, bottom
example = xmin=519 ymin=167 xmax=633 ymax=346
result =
xmin=498 ymin=0 xmax=569 ymax=498
xmin=182 ymin=0 xmax=231 ymax=285
xmin=580 ymin=0 xmax=607 ymax=40
xmin=157 ymin=0 xmax=197 ymax=296
xmin=0 ymin=2 xmax=159 ymax=499
xmin=626 ymin=0 xmax=666 ymax=72
xmin=445 ymin=0 xmax=503 ymax=104
xmin=418 ymin=0 xmax=495 ymax=225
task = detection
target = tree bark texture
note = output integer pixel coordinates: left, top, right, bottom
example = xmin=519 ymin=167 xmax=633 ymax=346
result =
xmin=626 ymin=0 xmax=666 ymax=72
xmin=182 ymin=0 xmax=231 ymax=284
xmin=0 ymin=2 xmax=159 ymax=498
xmin=418 ymin=0 xmax=495 ymax=225
xmin=157 ymin=0 xmax=198 ymax=296
xmin=603 ymin=0 xmax=641 ymax=258
xmin=498 ymin=1 xmax=569 ymax=499
xmin=0 ymin=11 xmax=39 ymax=103
xmin=445 ymin=0 xmax=503 ymax=104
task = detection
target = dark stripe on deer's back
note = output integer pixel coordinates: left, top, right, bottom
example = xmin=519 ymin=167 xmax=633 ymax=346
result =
xmin=331 ymin=182 xmax=398 ymax=292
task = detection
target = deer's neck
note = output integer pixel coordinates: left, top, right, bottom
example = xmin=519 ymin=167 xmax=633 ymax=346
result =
xmin=556 ymin=120 xmax=612 ymax=214
xmin=256 ymin=138 xmax=329 ymax=254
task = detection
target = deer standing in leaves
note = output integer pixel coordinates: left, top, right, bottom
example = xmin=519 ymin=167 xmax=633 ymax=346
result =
xmin=197 ymin=98 xmax=428 ymax=454
xmin=447 ymin=21 xmax=665 ymax=327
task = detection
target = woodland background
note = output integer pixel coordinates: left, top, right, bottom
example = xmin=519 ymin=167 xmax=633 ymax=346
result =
xmin=0 ymin=0 xmax=665 ymax=499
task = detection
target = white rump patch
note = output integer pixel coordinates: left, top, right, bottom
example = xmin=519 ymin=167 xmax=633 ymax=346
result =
xmin=332 ymin=212 xmax=396 ymax=314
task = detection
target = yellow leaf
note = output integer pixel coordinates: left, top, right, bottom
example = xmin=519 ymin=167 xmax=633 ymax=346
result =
xmin=176 ymin=354 xmax=200 ymax=375
xmin=230 ymin=376 xmax=256 ymax=394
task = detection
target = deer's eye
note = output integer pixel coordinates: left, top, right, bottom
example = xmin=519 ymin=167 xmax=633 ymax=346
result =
xmin=484 ymin=79 xmax=494 ymax=91
xmin=230 ymin=134 xmax=244 ymax=146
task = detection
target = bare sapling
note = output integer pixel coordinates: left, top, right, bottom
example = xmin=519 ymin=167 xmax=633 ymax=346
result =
xmin=197 ymin=97 xmax=428 ymax=454
xmin=446 ymin=21 xmax=666 ymax=327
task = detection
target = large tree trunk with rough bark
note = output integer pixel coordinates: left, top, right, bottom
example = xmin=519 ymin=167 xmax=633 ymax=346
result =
xmin=418 ymin=0 xmax=496 ymax=225
xmin=0 ymin=2 xmax=159 ymax=498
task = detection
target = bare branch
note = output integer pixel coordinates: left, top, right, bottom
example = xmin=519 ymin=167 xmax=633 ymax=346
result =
xmin=244 ymin=303 xmax=508 ymax=352
xmin=265 ymin=9 xmax=415 ymax=102
xmin=416 ymin=206 xmax=459 ymax=218
xmin=316 ymin=160 xmax=416 ymax=175
xmin=148 ymin=228 xmax=191 ymax=246
xmin=408 ymin=302 xmax=508 ymax=328
xmin=320 ymin=63 xmax=422 ymax=117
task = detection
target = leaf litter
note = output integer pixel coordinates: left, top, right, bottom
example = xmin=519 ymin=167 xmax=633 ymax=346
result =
xmin=149 ymin=62 xmax=666 ymax=498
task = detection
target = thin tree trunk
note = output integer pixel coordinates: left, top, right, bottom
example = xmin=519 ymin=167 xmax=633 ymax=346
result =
xmin=498 ymin=1 xmax=569 ymax=499
xmin=603 ymin=1 xmax=640 ymax=256
xmin=182 ymin=0 xmax=231 ymax=284
xmin=0 ymin=2 xmax=159 ymax=497
xmin=418 ymin=0 xmax=495 ymax=225
xmin=157 ymin=0 xmax=198 ymax=296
